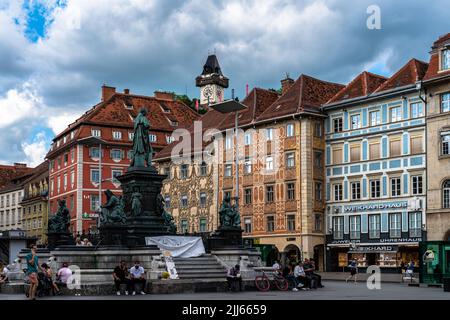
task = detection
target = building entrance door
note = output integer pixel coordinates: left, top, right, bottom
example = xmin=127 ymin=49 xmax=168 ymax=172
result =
xmin=367 ymin=253 xmax=377 ymax=266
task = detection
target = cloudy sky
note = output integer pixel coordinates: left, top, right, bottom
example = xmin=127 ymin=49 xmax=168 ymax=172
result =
xmin=0 ymin=0 xmax=449 ymax=167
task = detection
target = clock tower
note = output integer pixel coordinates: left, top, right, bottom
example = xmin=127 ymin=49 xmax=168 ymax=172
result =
xmin=196 ymin=54 xmax=229 ymax=106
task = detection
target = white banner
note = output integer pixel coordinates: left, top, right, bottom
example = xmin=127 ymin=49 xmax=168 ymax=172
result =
xmin=162 ymin=251 xmax=179 ymax=279
xmin=145 ymin=236 xmax=206 ymax=258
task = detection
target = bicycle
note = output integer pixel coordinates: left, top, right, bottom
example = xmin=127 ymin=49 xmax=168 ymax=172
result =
xmin=254 ymin=269 xmax=289 ymax=292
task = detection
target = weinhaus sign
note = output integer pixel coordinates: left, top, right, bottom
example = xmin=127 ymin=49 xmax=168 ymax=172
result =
xmin=344 ymin=201 xmax=408 ymax=213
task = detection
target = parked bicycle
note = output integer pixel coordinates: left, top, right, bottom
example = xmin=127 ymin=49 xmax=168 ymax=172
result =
xmin=254 ymin=269 xmax=289 ymax=291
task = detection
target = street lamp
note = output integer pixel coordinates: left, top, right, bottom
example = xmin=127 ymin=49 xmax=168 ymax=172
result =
xmin=210 ymin=99 xmax=248 ymax=213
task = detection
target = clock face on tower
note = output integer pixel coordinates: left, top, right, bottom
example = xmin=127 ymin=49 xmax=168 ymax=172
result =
xmin=203 ymin=85 xmax=213 ymax=100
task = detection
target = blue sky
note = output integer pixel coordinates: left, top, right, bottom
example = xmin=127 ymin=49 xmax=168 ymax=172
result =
xmin=0 ymin=0 xmax=449 ymax=166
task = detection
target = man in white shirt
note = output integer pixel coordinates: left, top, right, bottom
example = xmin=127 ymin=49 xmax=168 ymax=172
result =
xmin=129 ymin=261 xmax=146 ymax=295
xmin=272 ymin=261 xmax=281 ymax=271
xmin=293 ymin=262 xmax=309 ymax=290
xmin=57 ymin=262 xmax=73 ymax=284
xmin=0 ymin=261 xmax=9 ymax=284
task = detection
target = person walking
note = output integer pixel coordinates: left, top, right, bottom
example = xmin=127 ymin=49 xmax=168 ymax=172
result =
xmin=346 ymin=259 xmax=358 ymax=284
xmin=129 ymin=261 xmax=146 ymax=295
xmin=113 ymin=260 xmax=132 ymax=296
xmin=25 ymin=244 xmax=42 ymax=300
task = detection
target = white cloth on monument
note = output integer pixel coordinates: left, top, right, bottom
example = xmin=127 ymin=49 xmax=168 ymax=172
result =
xmin=145 ymin=236 xmax=205 ymax=258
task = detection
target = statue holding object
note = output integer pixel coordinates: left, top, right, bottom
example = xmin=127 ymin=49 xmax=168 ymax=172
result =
xmin=48 ymin=199 xmax=71 ymax=233
xmin=100 ymin=189 xmax=127 ymax=225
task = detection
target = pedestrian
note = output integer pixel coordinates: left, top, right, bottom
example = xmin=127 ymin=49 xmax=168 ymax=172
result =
xmin=57 ymin=262 xmax=73 ymax=285
xmin=129 ymin=261 xmax=146 ymax=295
xmin=272 ymin=260 xmax=281 ymax=271
xmin=406 ymin=260 xmax=415 ymax=279
xmin=226 ymin=264 xmax=242 ymax=292
xmin=0 ymin=261 xmax=9 ymax=285
xmin=346 ymin=259 xmax=358 ymax=284
xmin=25 ymin=244 xmax=42 ymax=300
xmin=293 ymin=261 xmax=309 ymax=290
xmin=113 ymin=260 xmax=132 ymax=296
xmin=41 ymin=263 xmax=61 ymax=295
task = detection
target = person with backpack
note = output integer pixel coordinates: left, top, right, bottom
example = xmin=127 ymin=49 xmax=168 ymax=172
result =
xmin=346 ymin=259 xmax=358 ymax=284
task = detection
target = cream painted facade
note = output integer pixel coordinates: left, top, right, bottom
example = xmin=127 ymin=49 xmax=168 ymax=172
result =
xmin=0 ymin=188 xmax=24 ymax=231
xmin=425 ymin=80 xmax=450 ymax=241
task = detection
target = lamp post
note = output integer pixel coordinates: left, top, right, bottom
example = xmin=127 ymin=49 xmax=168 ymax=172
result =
xmin=210 ymin=99 xmax=248 ymax=214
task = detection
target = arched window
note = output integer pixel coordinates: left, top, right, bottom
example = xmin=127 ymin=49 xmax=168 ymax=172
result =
xmin=443 ymin=180 xmax=450 ymax=208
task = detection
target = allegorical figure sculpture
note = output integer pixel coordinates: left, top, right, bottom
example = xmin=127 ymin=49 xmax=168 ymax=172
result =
xmin=100 ymin=190 xmax=127 ymax=225
xmin=130 ymin=108 xmax=153 ymax=168
xmin=131 ymin=192 xmax=143 ymax=216
xmin=48 ymin=199 xmax=71 ymax=233
xmin=156 ymin=194 xmax=177 ymax=234
xmin=218 ymin=196 xmax=240 ymax=228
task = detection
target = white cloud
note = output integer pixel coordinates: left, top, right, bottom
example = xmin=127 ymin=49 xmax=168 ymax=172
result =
xmin=22 ymin=131 xmax=48 ymax=167
xmin=47 ymin=112 xmax=81 ymax=135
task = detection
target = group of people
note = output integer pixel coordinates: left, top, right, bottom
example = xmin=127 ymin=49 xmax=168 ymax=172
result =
xmin=75 ymin=237 xmax=93 ymax=246
xmin=112 ymin=260 xmax=147 ymax=296
xmin=276 ymin=259 xmax=324 ymax=291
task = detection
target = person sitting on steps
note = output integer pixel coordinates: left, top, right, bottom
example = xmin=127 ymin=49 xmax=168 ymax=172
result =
xmin=226 ymin=264 xmax=242 ymax=292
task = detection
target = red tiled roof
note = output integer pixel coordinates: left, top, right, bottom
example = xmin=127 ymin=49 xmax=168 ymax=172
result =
xmin=48 ymin=92 xmax=200 ymax=157
xmin=423 ymin=33 xmax=450 ymax=81
xmin=0 ymin=165 xmax=33 ymax=189
xmin=256 ymin=75 xmax=344 ymax=121
xmin=154 ymin=88 xmax=279 ymax=160
xmin=374 ymin=58 xmax=428 ymax=93
xmin=327 ymin=71 xmax=387 ymax=104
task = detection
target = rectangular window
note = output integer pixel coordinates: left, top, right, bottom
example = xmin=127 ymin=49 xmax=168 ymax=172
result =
xmin=442 ymin=93 xmax=450 ymax=113
xmin=333 ymin=216 xmax=344 ymax=239
xmin=265 ymin=156 xmax=274 ymax=171
xmin=410 ymin=102 xmax=424 ymax=118
xmin=244 ymin=218 xmax=252 ymax=233
xmin=314 ymin=122 xmax=322 ymax=137
xmin=351 ymin=181 xmax=361 ymax=200
xmin=410 ymin=136 xmax=423 ymax=154
xmin=314 ymin=151 xmax=322 ymax=168
xmin=315 ymin=182 xmax=322 ymax=201
xmin=266 ymin=185 xmax=274 ymax=203
xmin=333 ymin=118 xmax=343 ymax=133
xmin=349 ymin=215 xmax=361 ymax=240
xmin=91 ymin=169 xmax=100 ymax=184
xmin=199 ymin=192 xmax=207 ymax=208
xmin=71 ymin=149 xmax=75 ymax=162
xmin=166 ymin=135 xmax=174 ymax=144
xmin=442 ymin=133 xmax=450 ymax=155
xmin=389 ymin=213 xmax=401 ymax=238
xmin=224 ymin=164 xmax=232 ymax=177
xmin=63 ymin=173 xmax=68 ymax=189
xmin=286 ymin=124 xmax=294 ymax=137
xmin=244 ymin=132 xmax=252 ymax=145
xmin=314 ymin=214 xmax=322 ymax=232
xmin=180 ymin=164 xmax=188 ymax=179
xmin=181 ymin=220 xmax=189 ymax=233
xmin=409 ymin=212 xmax=422 ymax=237
xmin=351 ymin=114 xmax=361 ymax=130
xmin=149 ymin=134 xmax=157 ymax=142
xmin=112 ymin=170 xmax=123 ymax=184
xmin=390 ymin=177 xmax=401 ymax=197
xmin=200 ymin=162 xmax=208 ymax=176
xmin=64 ymin=153 xmax=68 ymax=165
xmin=287 ymin=214 xmax=295 ymax=231
xmin=266 ymin=216 xmax=275 ymax=232
xmin=181 ymin=195 xmax=188 ymax=208
xmin=244 ymin=188 xmax=252 ymax=205
xmin=334 ymin=184 xmax=343 ymax=201
xmin=225 ymin=137 xmax=233 ymax=150
xmin=332 ymin=147 xmax=343 ymax=164
xmin=389 ymin=138 xmax=401 ymax=157
xmin=90 ymin=195 xmax=99 ymax=212
xmin=412 ymin=176 xmax=423 ymax=195
xmin=369 ymin=142 xmax=380 ymax=159
xmin=285 ymin=152 xmax=295 ymax=168
xmin=266 ymin=128 xmax=274 ymax=141
xmin=370 ymin=179 xmax=381 ymax=198
xmin=112 ymin=131 xmax=122 ymax=140
xmin=244 ymin=156 xmax=252 ymax=174
xmin=350 ymin=144 xmax=361 ymax=162
xmin=164 ymin=196 xmax=170 ymax=209
xmin=91 ymin=129 xmax=101 ymax=137
xmin=369 ymin=215 xmax=381 ymax=239
xmin=199 ymin=218 xmax=207 ymax=233
xmin=128 ymin=132 xmax=134 ymax=141
xmin=442 ymin=49 xmax=450 ymax=70
xmin=390 ymin=107 xmax=402 ymax=122
xmin=90 ymin=147 xmax=100 ymax=158
xmin=286 ymin=183 xmax=295 ymax=200
xmin=110 ymin=149 xmax=123 ymax=160
xmin=370 ymin=110 xmax=381 ymax=126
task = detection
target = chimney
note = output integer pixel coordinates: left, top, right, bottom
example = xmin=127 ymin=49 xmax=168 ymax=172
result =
xmin=281 ymin=76 xmax=294 ymax=95
xmin=123 ymin=88 xmax=130 ymax=95
xmin=154 ymin=91 xmax=174 ymax=101
xmin=101 ymin=85 xmax=116 ymax=102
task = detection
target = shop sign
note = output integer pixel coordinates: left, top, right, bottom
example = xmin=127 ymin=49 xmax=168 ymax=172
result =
xmin=344 ymin=201 xmax=407 ymax=212
xmin=329 ymin=239 xmax=360 ymax=245
xmin=379 ymin=237 xmax=421 ymax=243
xmin=349 ymin=245 xmax=398 ymax=253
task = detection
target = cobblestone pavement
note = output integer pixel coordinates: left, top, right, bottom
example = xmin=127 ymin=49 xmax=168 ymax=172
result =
xmin=1 ymin=281 xmax=448 ymax=300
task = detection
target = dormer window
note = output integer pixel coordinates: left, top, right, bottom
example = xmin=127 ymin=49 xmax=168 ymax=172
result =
xmin=63 ymin=136 xmax=67 ymax=144
xmin=112 ymin=131 xmax=122 ymax=140
xmin=128 ymin=132 xmax=134 ymax=141
xmin=70 ymin=131 xmax=75 ymax=140
xmin=442 ymin=49 xmax=450 ymax=70
xmin=166 ymin=135 xmax=175 ymax=144
xmin=170 ymin=120 xmax=178 ymax=127
xmin=160 ymin=102 xmax=171 ymax=113
xmin=92 ymin=129 xmax=101 ymax=137
xmin=149 ymin=134 xmax=157 ymax=142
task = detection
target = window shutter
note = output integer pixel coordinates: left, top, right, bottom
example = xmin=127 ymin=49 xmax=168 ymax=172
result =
xmin=121 ymin=150 xmax=125 ymax=159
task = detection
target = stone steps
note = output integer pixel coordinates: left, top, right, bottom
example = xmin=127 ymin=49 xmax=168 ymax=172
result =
xmin=172 ymin=255 xmax=227 ymax=280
